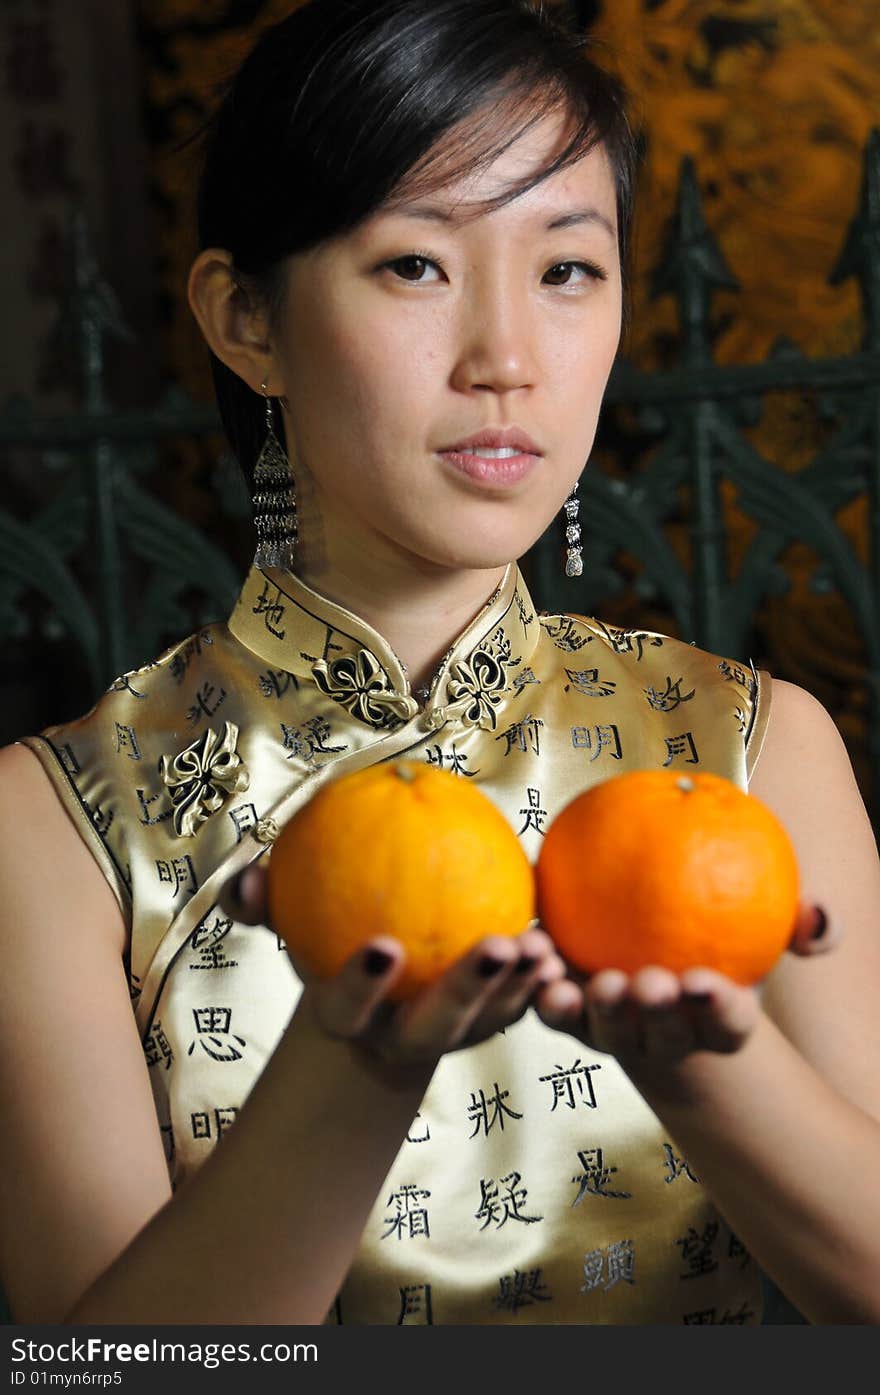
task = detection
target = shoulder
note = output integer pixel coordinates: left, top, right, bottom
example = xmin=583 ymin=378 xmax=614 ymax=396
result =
xmin=749 ymin=677 xmax=857 ymax=802
xmin=748 ymin=678 xmax=869 ymax=919
xmin=0 ymin=742 xmax=127 ymax=959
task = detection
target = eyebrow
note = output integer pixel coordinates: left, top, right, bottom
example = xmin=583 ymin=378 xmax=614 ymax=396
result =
xmin=391 ymin=203 xmax=617 ymax=240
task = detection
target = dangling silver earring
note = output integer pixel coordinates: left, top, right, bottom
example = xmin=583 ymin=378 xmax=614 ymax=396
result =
xmin=562 ymin=480 xmax=583 ymax=578
xmin=252 ymin=380 xmax=297 ymax=569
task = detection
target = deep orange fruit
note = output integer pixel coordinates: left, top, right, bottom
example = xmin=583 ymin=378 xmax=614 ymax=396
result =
xmin=268 ymin=759 xmax=535 ymax=1000
xmin=536 ymin=769 xmax=799 ymax=984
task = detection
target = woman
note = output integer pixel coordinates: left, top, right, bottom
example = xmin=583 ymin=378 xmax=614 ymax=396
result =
xmin=1 ymin=0 xmax=879 ymax=1327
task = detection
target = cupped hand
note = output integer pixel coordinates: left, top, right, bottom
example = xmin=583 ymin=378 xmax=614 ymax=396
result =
xmin=222 ymin=862 xmax=568 ymax=1072
xmin=533 ymin=901 xmax=839 ymax=1073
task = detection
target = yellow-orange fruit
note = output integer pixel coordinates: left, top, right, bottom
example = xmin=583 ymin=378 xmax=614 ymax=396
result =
xmin=536 ymin=769 xmax=799 ymax=984
xmin=268 ymin=759 xmax=535 ymax=1000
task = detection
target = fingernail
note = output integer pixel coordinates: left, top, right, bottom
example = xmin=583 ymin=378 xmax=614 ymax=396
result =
xmin=811 ymin=907 xmax=828 ymax=941
xmin=478 ymin=955 xmax=505 ymax=978
xmin=514 ymin=955 xmax=537 ymax=975
xmin=363 ymin=948 xmax=392 ymax=976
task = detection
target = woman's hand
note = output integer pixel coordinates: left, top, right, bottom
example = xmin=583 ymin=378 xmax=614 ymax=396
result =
xmin=223 ymin=863 xmax=567 ymax=1075
xmin=533 ymin=901 xmax=839 ymax=1080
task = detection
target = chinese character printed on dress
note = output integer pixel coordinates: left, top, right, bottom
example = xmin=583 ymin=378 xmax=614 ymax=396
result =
xmin=281 ymin=716 xmax=347 ymax=766
xmin=113 ymin=722 xmax=142 ymax=760
xmin=160 ymin=1122 xmax=175 ymax=1168
xmin=539 ymin=1059 xmax=602 ymax=1110
xmin=676 ymin=1223 xmax=719 ymax=1279
xmin=571 ymin=724 xmax=623 ymax=760
xmin=571 ymin=1148 xmax=632 ymax=1203
xmin=191 ymin=1106 xmax=239 ymax=1141
xmin=580 ymin=1240 xmax=636 ymax=1292
xmin=511 ymin=667 xmax=541 ymax=693
xmin=514 ymin=589 xmax=534 ymax=633
xmin=563 ymin=667 xmax=617 ymax=698
xmin=189 ymin=911 xmax=238 ymax=971
xmin=228 ymin=803 xmax=259 ymax=843
xmin=662 ymin=731 xmax=699 ymax=766
xmin=517 ymin=787 xmax=548 ymax=836
xmin=718 ymin=659 xmax=752 ymax=690
xmin=397 ymin=1284 xmax=433 ymax=1324
xmin=84 ymin=798 xmax=114 ymax=838
xmin=493 ymin=1269 xmax=553 ymax=1313
xmin=644 ymin=677 xmax=695 ymax=712
xmin=495 ymin=712 xmax=544 ymax=757
xmin=727 ymin=1231 xmax=752 ymax=1269
xmin=58 ymin=743 xmax=80 ymax=776
xmin=662 ymin=1143 xmax=700 ymax=1184
xmin=168 ymin=631 xmax=214 ymax=684
xmin=252 ymin=579 xmax=287 ymax=639
xmin=156 ymin=855 xmax=198 ymax=899
xmin=109 ymin=673 xmax=147 ymax=700
xmin=258 ymin=668 xmax=299 ymax=699
xmin=683 ymin=1301 xmax=755 ymax=1325
xmin=186 ymin=1007 xmax=247 ymax=1062
xmin=381 ymin=1184 xmax=431 ymax=1240
xmin=475 ymin=1172 xmax=542 ymax=1230
xmin=591 ymin=621 xmax=664 ymax=661
xmin=425 ymin=743 xmax=478 ymax=777
xmin=137 ymin=787 xmax=173 ymax=827
xmin=186 ymin=681 xmax=227 ymax=726
xmin=541 ymin=616 xmax=592 ymax=653
xmin=467 ymin=1083 xmax=523 ymax=1138
xmin=144 ymin=1020 xmax=173 ymax=1072
xmin=406 ymin=1112 xmax=430 ymax=1144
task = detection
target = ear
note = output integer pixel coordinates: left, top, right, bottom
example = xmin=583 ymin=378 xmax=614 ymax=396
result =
xmin=187 ymin=248 xmax=283 ymax=394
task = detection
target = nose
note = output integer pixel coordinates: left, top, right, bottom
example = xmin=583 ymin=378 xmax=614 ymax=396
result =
xmin=449 ymin=274 xmax=537 ymax=396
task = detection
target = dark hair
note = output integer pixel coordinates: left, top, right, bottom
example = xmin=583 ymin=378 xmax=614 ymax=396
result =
xmin=196 ymin=0 xmax=637 ymax=480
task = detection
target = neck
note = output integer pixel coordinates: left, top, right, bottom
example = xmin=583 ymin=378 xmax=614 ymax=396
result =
xmin=291 ymin=507 xmax=509 ymax=695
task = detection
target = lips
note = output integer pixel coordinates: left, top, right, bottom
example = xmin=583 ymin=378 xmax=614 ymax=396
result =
xmin=439 ymin=427 xmax=543 ymax=456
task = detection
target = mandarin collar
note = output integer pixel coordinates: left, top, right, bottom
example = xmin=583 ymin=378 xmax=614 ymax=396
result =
xmin=227 ymin=561 xmax=540 ymax=733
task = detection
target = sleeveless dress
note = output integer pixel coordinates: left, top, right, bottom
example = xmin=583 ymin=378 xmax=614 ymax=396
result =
xmin=22 ymin=560 xmax=771 ymax=1326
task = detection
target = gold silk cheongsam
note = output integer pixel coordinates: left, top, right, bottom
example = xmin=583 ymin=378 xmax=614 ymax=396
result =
xmin=22 ymin=561 xmax=771 ymax=1326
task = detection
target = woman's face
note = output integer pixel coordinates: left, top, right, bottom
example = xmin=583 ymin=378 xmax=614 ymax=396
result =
xmin=273 ymin=111 xmax=623 ymax=574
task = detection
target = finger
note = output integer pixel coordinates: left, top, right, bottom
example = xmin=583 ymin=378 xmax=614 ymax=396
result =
xmin=395 ymin=935 xmax=521 ymax=1054
xmin=787 ymin=903 xmax=840 ymax=957
xmin=627 ymin=968 xmax=699 ymax=1057
xmin=534 ymin=977 xmax=587 ymax=1033
xmin=677 ymin=969 xmax=759 ymax=1052
xmin=219 ymin=862 xmax=270 ymax=926
xmin=313 ymin=936 xmax=407 ymax=1039
xmin=583 ymin=970 xmax=640 ymax=1056
xmin=474 ymin=945 xmax=569 ymax=1038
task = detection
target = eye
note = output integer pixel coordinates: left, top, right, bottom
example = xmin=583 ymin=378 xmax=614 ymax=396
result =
xmin=384 ymin=254 xmax=445 ymax=283
xmin=543 ymin=261 xmax=606 ymax=287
